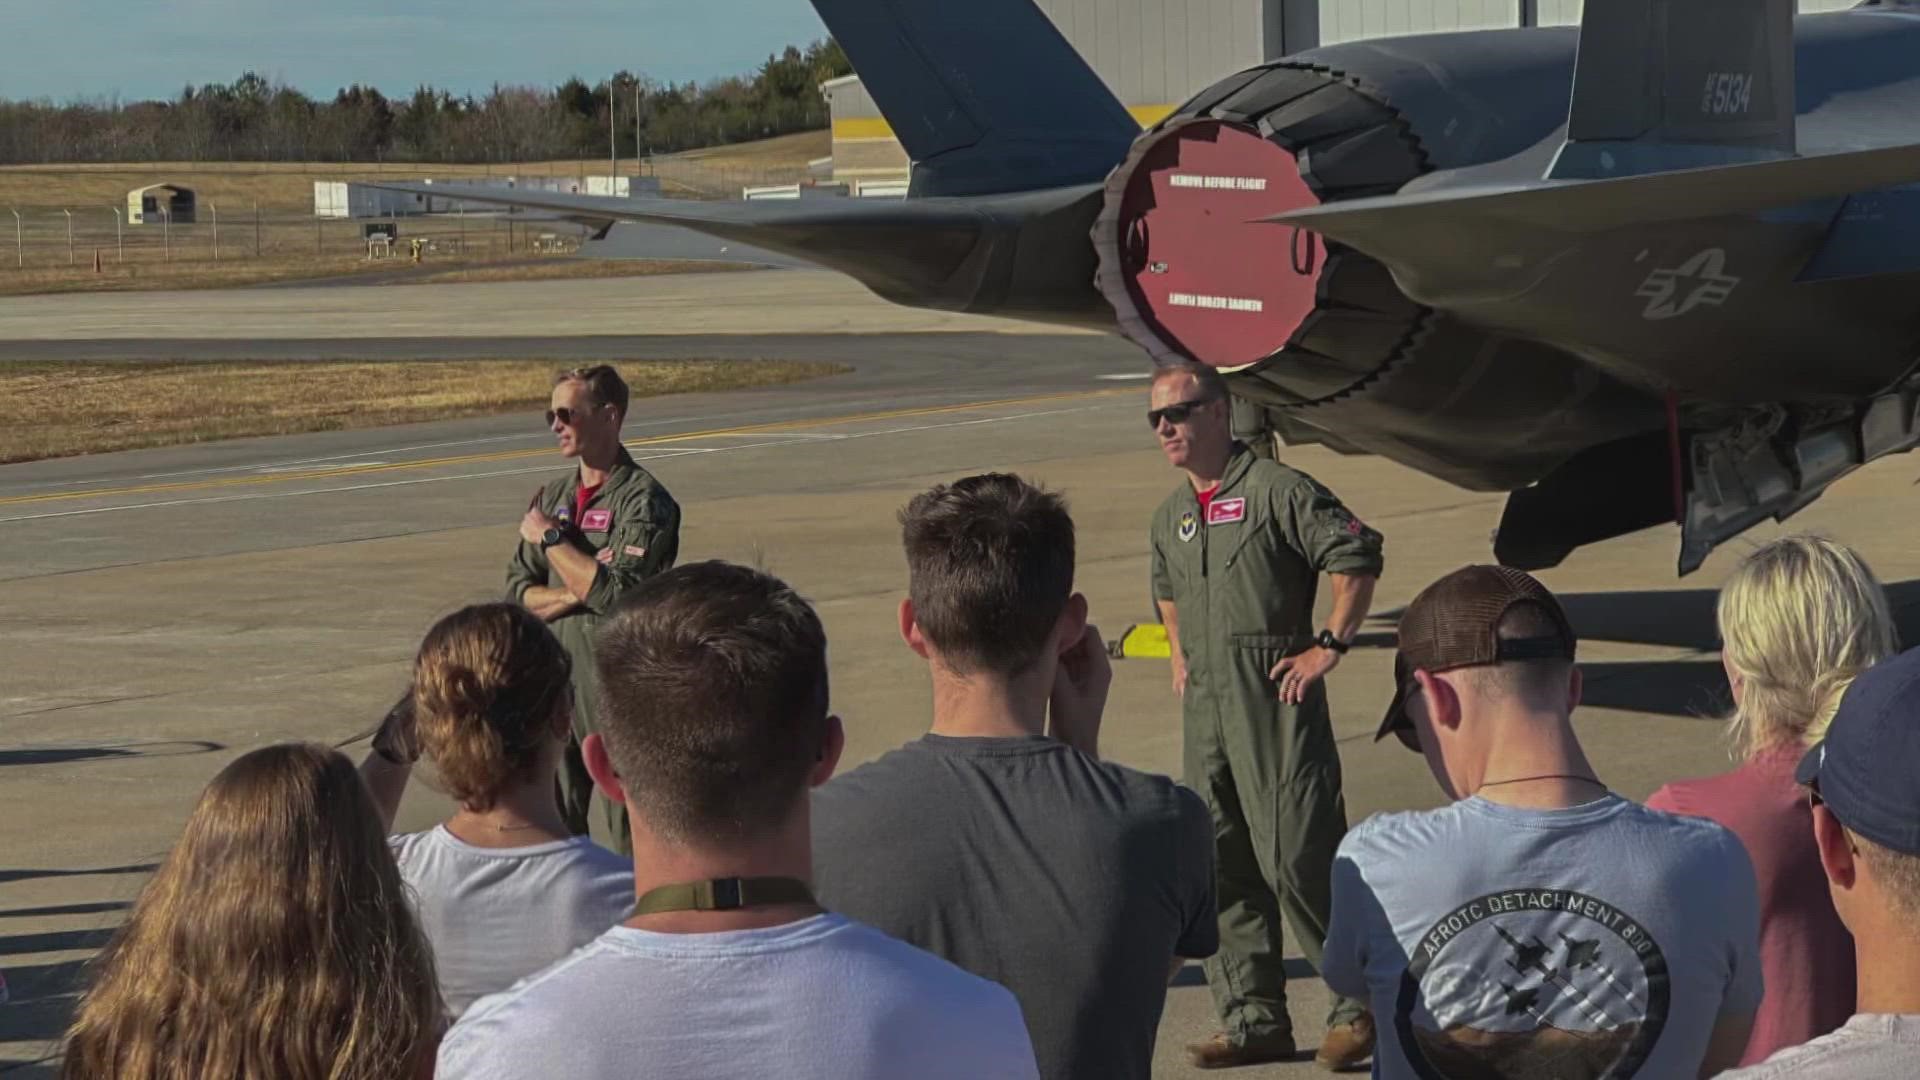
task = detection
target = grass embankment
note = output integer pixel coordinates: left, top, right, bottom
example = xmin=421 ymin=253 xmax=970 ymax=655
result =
xmin=0 ymin=357 xmax=848 ymax=464
xmin=0 ymin=256 xmax=759 ymax=297
xmin=0 ymin=132 xmax=831 ymax=208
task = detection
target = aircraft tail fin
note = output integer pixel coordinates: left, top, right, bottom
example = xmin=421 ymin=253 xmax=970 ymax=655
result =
xmin=1550 ymin=0 xmax=1797 ymax=178
xmin=807 ymin=0 xmax=1141 ymax=197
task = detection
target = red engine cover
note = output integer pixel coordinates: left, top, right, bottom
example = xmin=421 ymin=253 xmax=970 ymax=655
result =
xmin=1102 ymin=118 xmax=1325 ymax=369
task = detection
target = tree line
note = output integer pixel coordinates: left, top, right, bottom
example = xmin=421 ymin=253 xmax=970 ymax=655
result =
xmin=0 ymin=39 xmax=851 ymax=165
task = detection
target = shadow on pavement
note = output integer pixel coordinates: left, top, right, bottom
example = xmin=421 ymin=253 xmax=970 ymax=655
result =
xmin=0 ymin=865 xmax=156 ymax=887
xmin=0 ymin=903 xmax=127 ymax=922
xmin=0 ymin=740 xmax=223 ymax=770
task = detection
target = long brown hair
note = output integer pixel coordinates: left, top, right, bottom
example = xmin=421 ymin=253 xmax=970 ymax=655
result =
xmin=411 ymin=602 xmax=572 ymax=811
xmin=61 ymin=742 xmax=443 ymax=1079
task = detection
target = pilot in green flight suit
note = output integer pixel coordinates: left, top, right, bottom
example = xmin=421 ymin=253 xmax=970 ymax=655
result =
xmin=508 ymin=366 xmax=681 ymax=855
xmin=1146 ymin=361 xmax=1383 ymax=1071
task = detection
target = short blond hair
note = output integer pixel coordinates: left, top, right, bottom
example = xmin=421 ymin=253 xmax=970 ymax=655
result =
xmin=1856 ymin=834 xmax=1920 ymax=919
xmin=1718 ymin=535 xmax=1898 ymax=758
xmin=555 ymin=365 xmax=628 ymax=416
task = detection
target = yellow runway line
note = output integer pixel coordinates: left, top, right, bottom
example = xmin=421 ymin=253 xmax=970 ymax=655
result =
xmin=0 ymin=388 xmax=1134 ymax=508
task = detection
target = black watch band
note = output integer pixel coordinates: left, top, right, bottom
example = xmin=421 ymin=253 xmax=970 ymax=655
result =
xmin=1316 ymin=629 xmax=1351 ymax=654
xmin=540 ymin=526 xmax=567 ymax=550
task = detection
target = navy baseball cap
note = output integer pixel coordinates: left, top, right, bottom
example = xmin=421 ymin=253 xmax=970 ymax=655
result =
xmin=1796 ymin=645 xmax=1920 ymax=857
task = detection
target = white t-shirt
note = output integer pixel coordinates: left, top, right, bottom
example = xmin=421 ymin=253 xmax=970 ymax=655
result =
xmin=1322 ymin=794 xmax=1763 ymax=1080
xmin=1716 ymin=1014 xmax=1920 ymax=1079
xmin=389 ymin=825 xmax=632 ymax=1017
xmin=436 ymin=912 xmax=1041 ymax=1080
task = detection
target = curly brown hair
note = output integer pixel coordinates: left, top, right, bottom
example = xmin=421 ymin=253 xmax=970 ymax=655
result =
xmin=410 ymin=602 xmax=573 ymax=812
xmin=61 ymin=742 xmax=443 ymax=1079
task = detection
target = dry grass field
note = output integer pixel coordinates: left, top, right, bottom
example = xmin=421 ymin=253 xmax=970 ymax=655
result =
xmin=0 ymin=130 xmax=831 ymax=294
xmin=0 ymin=131 xmax=831 ymax=210
xmin=0 ymin=356 xmax=848 ymax=463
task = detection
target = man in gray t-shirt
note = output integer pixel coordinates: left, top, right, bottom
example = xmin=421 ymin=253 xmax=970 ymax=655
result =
xmin=1718 ymin=645 xmax=1920 ymax=1079
xmin=1325 ymin=566 xmax=1763 ymax=1079
xmin=811 ymin=474 xmax=1216 ymax=1080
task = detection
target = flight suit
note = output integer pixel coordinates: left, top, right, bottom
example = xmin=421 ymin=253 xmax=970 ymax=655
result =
xmin=1149 ymin=442 xmax=1383 ymax=1050
xmin=507 ymin=447 xmax=680 ymax=853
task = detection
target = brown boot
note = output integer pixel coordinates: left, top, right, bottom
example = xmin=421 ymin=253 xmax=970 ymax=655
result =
xmin=1185 ymin=1032 xmax=1297 ymax=1069
xmin=1314 ymin=1012 xmax=1376 ymax=1071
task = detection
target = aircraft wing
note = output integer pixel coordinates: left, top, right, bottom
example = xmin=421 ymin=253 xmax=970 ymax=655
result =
xmin=368 ymin=180 xmax=1114 ymax=326
xmin=1264 ymin=142 xmax=1920 ymax=246
xmin=373 ymin=181 xmax=974 ymax=279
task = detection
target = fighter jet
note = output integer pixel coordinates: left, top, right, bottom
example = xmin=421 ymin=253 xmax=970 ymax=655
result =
xmin=378 ymin=0 xmax=1920 ymax=574
xmin=1500 ymin=980 xmax=1544 ymax=1018
xmin=1560 ymin=934 xmax=1603 ymax=971
xmin=1495 ymin=924 xmax=1555 ymax=978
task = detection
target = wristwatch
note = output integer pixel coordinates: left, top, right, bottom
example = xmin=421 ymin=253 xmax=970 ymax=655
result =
xmin=540 ymin=526 xmax=567 ymax=550
xmin=1315 ymin=629 xmax=1351 ymax=654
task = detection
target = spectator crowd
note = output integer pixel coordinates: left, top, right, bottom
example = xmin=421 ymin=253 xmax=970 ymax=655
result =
xmin=48 ymin=366 xmax=1920 ymax=1079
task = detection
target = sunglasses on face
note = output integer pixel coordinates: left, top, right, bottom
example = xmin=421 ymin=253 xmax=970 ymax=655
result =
xmin=1147 ymin=396 xmax=1217 ymax=429
xmin=545 ymin=404 xmax=600 ymax=427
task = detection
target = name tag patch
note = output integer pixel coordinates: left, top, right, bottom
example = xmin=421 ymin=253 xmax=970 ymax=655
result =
xmin=1207 ymin=497 xmax=1246 ymax=525
xmin=581 ymin=509 xmax=612 ymax=532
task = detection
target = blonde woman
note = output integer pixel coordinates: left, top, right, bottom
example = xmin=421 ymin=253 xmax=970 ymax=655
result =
xmin=1648 ymin=534 xmax=1898 ymax=1066
xmin=359 ymin=603 xmax=631 ymax=1017
xmin=61 ymin=742 xmax=442 ymax=1079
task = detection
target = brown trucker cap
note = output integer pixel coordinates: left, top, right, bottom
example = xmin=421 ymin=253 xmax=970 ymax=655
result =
xmin=1375 ymin=565 xmax=1578 ymax=743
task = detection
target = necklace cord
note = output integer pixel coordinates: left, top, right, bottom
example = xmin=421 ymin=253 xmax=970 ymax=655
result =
xmin=1477 ymin=773 xmax=1606 ymax=790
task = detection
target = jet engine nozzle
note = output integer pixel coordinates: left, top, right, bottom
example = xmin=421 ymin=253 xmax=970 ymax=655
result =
xmin=1092 ymin=63 xmax=1430 ymax=404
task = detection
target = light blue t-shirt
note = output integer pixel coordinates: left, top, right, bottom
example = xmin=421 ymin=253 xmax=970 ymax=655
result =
xmin=1323 ymin=794 xmax=1763 ymax=1080
xmin=437 ymin=912 xmax=1040 ymax=1080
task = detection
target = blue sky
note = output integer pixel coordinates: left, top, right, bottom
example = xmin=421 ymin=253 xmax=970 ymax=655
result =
xmin=0 ymin=0 xmax=832 ymax=102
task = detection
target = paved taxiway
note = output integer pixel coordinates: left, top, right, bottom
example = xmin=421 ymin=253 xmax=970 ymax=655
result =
xmin=6 ymin=271 xmax=1920 ymax=1076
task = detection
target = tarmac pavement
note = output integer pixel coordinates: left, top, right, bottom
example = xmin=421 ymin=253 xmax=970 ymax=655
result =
xmin=5 ymin=271 xmax=1920 ymax=1076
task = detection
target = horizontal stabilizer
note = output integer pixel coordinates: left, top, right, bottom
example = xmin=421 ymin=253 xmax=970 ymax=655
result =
xmin=366 ymin=180 xmax=1113 ymax=326
xmin=1265 ymin=142 xmax=1920 ymax=256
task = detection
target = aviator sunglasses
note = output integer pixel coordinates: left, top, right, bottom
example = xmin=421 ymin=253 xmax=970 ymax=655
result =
xmin=545 ymin=403 xmax=603 ymax=427
xmin=1147 ymin=395 xmax=1218 ymax=429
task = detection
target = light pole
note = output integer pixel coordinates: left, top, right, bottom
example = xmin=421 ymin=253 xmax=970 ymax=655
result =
xmin=610 ymin=76 xmax=618 ymax=187
xmin=64 ymin=208 xmax=73 ymax=266
xmin=10 ymin=207 xmax=19 ymax=268
xmin=210 ymin=202 xmax=218 ymax=260
xmin=163 ymin=207 xmax=171 ymax=262
xmin=111 ymin=207 xmax=123 ymax=263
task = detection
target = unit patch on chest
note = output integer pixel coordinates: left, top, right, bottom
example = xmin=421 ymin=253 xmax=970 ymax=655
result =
xmin=581 ymin=509 xmax=612 ymax=532
xmin=1206 ymin=497 xmax=1246 ymax=525
xmin=1178 ymin=511 xmax=1198 ymax=542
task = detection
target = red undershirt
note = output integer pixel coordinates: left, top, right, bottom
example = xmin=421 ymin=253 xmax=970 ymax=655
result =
xmin=1195 ymin=484 xmax=1219 ymax=518
xmin=573 ymin=482 xmax=601 ymax=524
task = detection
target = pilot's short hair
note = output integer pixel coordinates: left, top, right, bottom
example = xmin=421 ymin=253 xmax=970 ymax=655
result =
xmin=555 ymin=365 xmax=630 ymax=417
xmin=1149 ymin=358 xmax=1229 ymax=402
